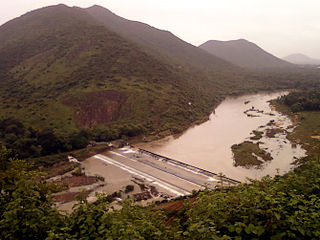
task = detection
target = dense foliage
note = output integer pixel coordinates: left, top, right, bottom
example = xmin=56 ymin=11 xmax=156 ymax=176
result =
xmin=273 ymin=88 xmax=320 ymax=156
xmin=1 ymin=145 xmax=320 ymax=239
xmin=185 ymin=160 xmax=320 ymax=239
xmin=278 ymin=88 xmax=320 ymax=112
xmin=231 ymin=141 xmax=272 ymax=168
xmin=0 ymin=118 xmax=89 ymax=160
xmin=0 ymin=147 xmax=63 ymax=240
xmin=0 ymin=4 xmax=218 ymax=138
xmin=0 ymin=117 xmax=149 ymax=163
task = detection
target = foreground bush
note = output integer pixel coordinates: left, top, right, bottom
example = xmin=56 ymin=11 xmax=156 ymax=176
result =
xmin=1 ymin=145 xmax=319 ymax=239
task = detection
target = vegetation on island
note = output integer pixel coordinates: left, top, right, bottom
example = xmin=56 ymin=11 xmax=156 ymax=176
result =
xmin=266 ymin=128 xmax=284 ymax=138
xmin=250 ymin=130 xmax=264 ymax=140
xmin=231 ymin=141 xmax=273 ymax=168
xmin=1 ymin=145 xmax=320 ymax=239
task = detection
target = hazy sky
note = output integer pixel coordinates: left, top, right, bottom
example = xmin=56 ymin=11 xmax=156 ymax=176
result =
xmin=1 ymin=0 xmax=320 ymax=58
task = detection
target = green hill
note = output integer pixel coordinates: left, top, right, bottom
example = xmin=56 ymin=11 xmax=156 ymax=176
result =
xmin=86 ymin=5 xmax=235 ymax=71
xmin=1 ymin=4 xmax=306 ymax=159
xmin=0 ymin=4 xmax=271 ymax=143
xmin=85 ymin=5 xmax=268 ymax=96
xmin=0 ymin=4 xmax=216 ymax=138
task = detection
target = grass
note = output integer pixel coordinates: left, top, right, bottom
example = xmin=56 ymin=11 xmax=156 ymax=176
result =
xmin=231 ymin=141 xmax=273 ymax=168
xmin=289 ymin=112 xmax=320 ymax=155
xmin=271 ymin=100 xmax=320 ymax=156
xmin=250 ymin=130 xmax=264 ymax=140
xmin=31 ymin=143 xmax=109 ymax=173
xmin=265 ymin=128 xmax=284 ymax=138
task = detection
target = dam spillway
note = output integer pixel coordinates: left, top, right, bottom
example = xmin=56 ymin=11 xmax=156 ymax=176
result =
xmin=136 ymin=148 xmax=241 ymax=185
xmin=94 ymin=146 xmax=241 ymax=198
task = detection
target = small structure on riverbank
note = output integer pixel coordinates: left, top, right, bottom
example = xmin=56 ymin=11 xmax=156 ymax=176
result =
xmin=108 ymin=139 xmax=128 ymax=148
xmin=68 ymin=155 xmax=79 ymax=163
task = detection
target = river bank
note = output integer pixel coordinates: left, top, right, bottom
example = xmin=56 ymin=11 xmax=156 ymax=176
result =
xmin=136 ymin=91 xmax=306 ymax=181
xmin=53 ymin=91 xmax=306 ymax=211
xmin=270 ymin=98 xmax=320 ymax=159
xmin=54 ymin=146 xmax=212 ymax=212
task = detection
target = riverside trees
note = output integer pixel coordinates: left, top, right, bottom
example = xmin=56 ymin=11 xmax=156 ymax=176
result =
xmin=1 ymin=143 xmax=320 ymax=239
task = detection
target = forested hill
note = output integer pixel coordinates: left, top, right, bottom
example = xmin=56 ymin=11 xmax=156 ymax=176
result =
xmin=0 ymin=4 xmax=220 ymax=139
xmin=0 ymin=4 xmax=312 ymax=161
xmin=87 ymin=6 xmax=278 ymax=100
xmin=85 ymin=5 xmax=235 ymax=71
xmin=0 ymin=4 xmax=270 ymax=142
xmin=86 ymin=6 xmax=263 ymax=98
xmin=199 ymin=39 xmax=294 ymax=69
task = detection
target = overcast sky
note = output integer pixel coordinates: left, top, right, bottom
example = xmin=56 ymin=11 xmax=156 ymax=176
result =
xmin=1 ymin=0 xmax=320 ymax=58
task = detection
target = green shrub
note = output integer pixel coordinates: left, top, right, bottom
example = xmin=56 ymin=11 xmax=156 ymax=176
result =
xmin=125 ymin=184 xmax=134 ymax=193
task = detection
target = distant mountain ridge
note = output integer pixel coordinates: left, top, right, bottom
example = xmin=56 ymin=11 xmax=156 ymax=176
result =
xmin=85 ymin=5 xmax=270 ymax=106
xmin=0 ymin=4 xmax=295 ymax=141
xmin=199 ymin=39 xmax=293 ymax=69
xmin=283 ymin=53 xmax=320 ymax=65
xmin=85 ymin=5 xmax=235 ymax=71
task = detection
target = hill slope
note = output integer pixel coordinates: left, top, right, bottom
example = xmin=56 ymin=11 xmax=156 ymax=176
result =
xmin=85 ymin=5 xmax=235 ymax=71
xmin=283 ymin=53 xmax=320 ymax=65
xmin=85 ymin=6 xmax=269 ymax=99
xmin=0 ymin=4 xmax=213 ymax=138
xmin=199 ymin=39 xmax=293 ymax=69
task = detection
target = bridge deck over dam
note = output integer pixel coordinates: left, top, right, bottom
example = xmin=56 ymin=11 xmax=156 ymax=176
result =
xmin=93 ymin=146 xmax=241 ymax=197
xmin=136 ymin=148 xmax=241 ymax=185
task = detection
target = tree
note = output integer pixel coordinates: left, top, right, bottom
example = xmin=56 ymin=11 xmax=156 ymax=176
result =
xmin=0 ymin=147 xmax=63 ymax=240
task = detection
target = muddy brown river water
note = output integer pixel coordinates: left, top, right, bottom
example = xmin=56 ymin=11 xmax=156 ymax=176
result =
xmin=138 ymin=91 xmax=306 ymax=182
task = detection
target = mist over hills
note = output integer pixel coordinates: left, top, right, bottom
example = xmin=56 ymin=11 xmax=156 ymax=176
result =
xmin=199 ymin=39 xmax=294 ymax=69
xmin=0 ymin=4 xmax=217 ymax=135
xmin=85 ymin=5 xmax=234 ymax=71
xmin=0 ymin=4 xmax=275 ymax=137
xmin=0 ymin=3 xmax=310 ymax=142
xmin=283 ymin=53 xmax=320 ymax=65
xmin=86 ymin=6 xmax=271 ymax=97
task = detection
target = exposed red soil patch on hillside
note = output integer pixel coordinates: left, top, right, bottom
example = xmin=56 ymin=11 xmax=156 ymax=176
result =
xmin=53 ymin=190 xmax=92 ymax=203
xmin=156 ymin=198 xmax=197 ymax=211
xmin=155 ymin=198 xmax=197 ymax=225
xmin=54 ymin=175 xmax=100 ymax=188
xmin=63 ymin=90 xmax=127 ymax=128
xmin=46 ymin=162 xmax=78 ymax=178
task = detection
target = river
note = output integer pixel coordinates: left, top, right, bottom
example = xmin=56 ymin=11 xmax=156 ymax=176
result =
xmin=138 ymin=91 xmax=306 ymax=182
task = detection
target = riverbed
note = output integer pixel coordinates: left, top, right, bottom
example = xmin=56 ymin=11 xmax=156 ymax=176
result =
xmin=138 ymin=91 xmax=306 ymax=182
